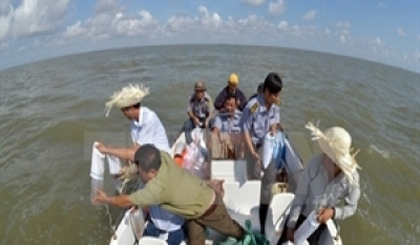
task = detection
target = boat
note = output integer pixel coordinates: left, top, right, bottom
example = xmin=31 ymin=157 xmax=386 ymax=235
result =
xmin=107 ymin=119 xmax=343 ymax=245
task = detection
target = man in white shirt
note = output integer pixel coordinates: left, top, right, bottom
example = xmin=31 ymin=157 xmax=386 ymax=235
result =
xmin=96 ymin=84 xmax=185 ymax=245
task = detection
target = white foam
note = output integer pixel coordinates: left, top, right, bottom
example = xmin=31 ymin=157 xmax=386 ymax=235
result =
xmin=368 ymin=143 xmax=390 ymax=159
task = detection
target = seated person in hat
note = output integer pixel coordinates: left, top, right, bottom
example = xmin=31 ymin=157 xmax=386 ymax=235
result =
xmin=184 ymin=81 xmax=214 ymax=144
xmin=95 ymin=84 xmax=185 ymax=245
xmin=92 ymin=144 xmax=244 ymax=245
xmin=214 ymin=73 xmax=248 ymax=112
xmin=210 ymin=93 xmax=243 ymax=159
xmin=239 ymin=72 xmax=283 ymax=235
xmin=278 ymin=122 xmax=361 ymax=245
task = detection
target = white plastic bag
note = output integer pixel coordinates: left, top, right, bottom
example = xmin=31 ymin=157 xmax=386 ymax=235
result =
xmin=183 ymin=142 xmax=206 ymax=178
xmin=294 ymin=211 xmax=320 ymax=245
xmin=128 ymin=208 xmax=145 ymax=240
xmin=262 ymin=133 xmax=276 ymax=169
xmin=262 ymin=131 xmax=286 ymax=169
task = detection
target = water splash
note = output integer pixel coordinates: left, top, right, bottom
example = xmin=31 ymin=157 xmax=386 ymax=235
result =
xmin=368 ymin=143 xmax=390 ymax=159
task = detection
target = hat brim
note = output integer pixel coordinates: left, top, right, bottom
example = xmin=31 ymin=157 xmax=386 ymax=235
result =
xmin=318 ymin=138 xmax=358 ymax=177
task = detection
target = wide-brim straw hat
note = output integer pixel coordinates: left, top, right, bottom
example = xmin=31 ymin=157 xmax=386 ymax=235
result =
xmin=105 ymin=84 xmax=150 ymax=117
xmin=305 ymin=121 xmax=360 ymax=184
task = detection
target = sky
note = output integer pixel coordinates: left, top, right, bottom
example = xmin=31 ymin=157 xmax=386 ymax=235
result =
xmin=0 ymin=0 xmax=419 ymax=73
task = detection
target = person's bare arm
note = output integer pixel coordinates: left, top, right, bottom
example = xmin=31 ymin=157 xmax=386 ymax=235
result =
xmin=96 ymin=142 xmax=139 ymax=162
xmin=92 ymin=189 xmax=134 ymax=207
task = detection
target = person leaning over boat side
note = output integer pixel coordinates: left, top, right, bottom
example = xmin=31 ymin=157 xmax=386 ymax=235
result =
xmin=184 ymin=81 xmax=214 ymax=145
xmin=95 ymin=84 xmax=185 ymax=245
xmin=239 ymin=72 xmax=283 ymax=235
xmin=92 ymin=144 xmax=245 ymax=245
xmin=210 ymin=93 xmax=243 ymax=159
xmin=277 ymin=122 xmax=361 ymax=245
xmin=214 ymin=73 xmax=248 ymax=112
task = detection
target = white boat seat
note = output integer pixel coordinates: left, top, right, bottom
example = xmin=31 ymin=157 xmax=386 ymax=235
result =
xmin=222 ymin=180 xmax=261 ymax=215
xmin=211 ymin=160 xmax=247 ymax=182
xmin=265 ymin=193 xmax=295 ymax=245
xmin=138 ymin=236 xmax=168 ymax=245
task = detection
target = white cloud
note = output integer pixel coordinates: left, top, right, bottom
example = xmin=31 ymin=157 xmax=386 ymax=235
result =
xmin=241 ymin=0 xmax=265 ymax=6
xmin=269 ymin=0 xmax=285 ymax=16
xmin=0 ymin=0 xmax=12 ymax=15
xmin=397 ymin=27 xmax=406 ymax=37
xmin=62 ymin=9 xmax=160 ymax=41
xmin=418 ymin=35 xmax=420 ymax=40
xmin=13 ymin=0 xmax=70 ymax=38
xmin=325 ymin=28 xmax=330 ymax=35
xmin=63 ymin=21 xmax=88 ymax=38
xmin=0 ymin=4 xmax=13 ymax=41
xmin=303 ymin=10 xmax=316 ymax=21
xmin=95 ymin=0 xmax=120 ymax=14
xmin=375 ymin=37 xmax=382 ymax=46
xmin=277 ymin=20 xmax=288 ymax=31
xmin=341 ymin=29 xmax=350 ymax=36
xmin=340 ymin=35 xmax=346 ymax=43
xmin=113 ymin=10 xmax=159 ymax=36
xmin=336 ymin=21 xmax=351 ymax=29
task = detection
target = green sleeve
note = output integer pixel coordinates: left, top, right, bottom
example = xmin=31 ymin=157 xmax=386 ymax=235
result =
xmin=128 ymin=178 xmax=167 ymax=206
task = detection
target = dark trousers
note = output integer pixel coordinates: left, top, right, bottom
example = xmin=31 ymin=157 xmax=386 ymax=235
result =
xmin=143 ymin=221 xmax=185 ymax=245
xmin=277 ymin=214 xmax=327 ymax=245
xmin=187 ymin=194 xmax=244 ymax=245
xmin=259 ymin=160 xmax=276 ymax=235
xmin=245 ymin=144 xmax=262 ymax=180
xmin=184 ymin=117 xmax=206 ymax=145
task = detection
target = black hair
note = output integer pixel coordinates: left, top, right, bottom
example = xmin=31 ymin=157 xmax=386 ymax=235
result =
xmin=122 ymin=102 xmax=141 ymax=111
xmin=134 ymin=144 xmax=161 ymax=172
xmin=263 ymin=72 xmax=282 ymax=94
xmin=224 ymin=93 xmax=237 ymax=104
xmin=257 ymin=83 xmax=264 ymax=93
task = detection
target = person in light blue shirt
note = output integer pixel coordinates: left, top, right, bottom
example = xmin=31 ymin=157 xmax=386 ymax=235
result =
xmin=211 ymin=94 xmax=242 ymax=159
xmin=213 ymin=94 xmax=242 ymax=135
xmin=239 ymin=72 xmax=283 ymax=235
xmin=184 ymin=81 xmax=213 ymax=144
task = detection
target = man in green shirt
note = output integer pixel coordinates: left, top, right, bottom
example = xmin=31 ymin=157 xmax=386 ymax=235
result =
xmin=92 ymin=144 xmax=244 ymax=244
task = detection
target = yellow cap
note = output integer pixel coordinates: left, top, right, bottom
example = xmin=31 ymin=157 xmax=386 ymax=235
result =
xmin=228 ymin=73 xmax=239 ymax=85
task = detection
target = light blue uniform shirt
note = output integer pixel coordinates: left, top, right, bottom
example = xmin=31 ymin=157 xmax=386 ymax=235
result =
xmin=239 ymin=95 xmax=281 ymax=146
xmin=213 ymin=109 xmax=242 ymax=134
xmin=131 ymin=107 xmax=184 ymax=232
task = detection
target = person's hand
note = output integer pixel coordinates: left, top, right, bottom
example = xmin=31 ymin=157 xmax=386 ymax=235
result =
xmin=193 ymin=117 xmax=200 ymax=127
xmin=317 ymin=208 xmax=335 ymax=224
xmin=95 ymin=142 xmax=109 ymax=154
xmin=91 ymin=189 xmax=109 ymax=205
xmin=286 ymin=227 xmax=295 ymax=242
xmin=251 ymin=151 xmax=261 ymax=165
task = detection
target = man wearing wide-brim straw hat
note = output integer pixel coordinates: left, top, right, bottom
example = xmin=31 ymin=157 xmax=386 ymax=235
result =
xmin=278 ymin=122 xmax=361 ymax=245
xmin=95 ymin=84 xmax=186 ymax=244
